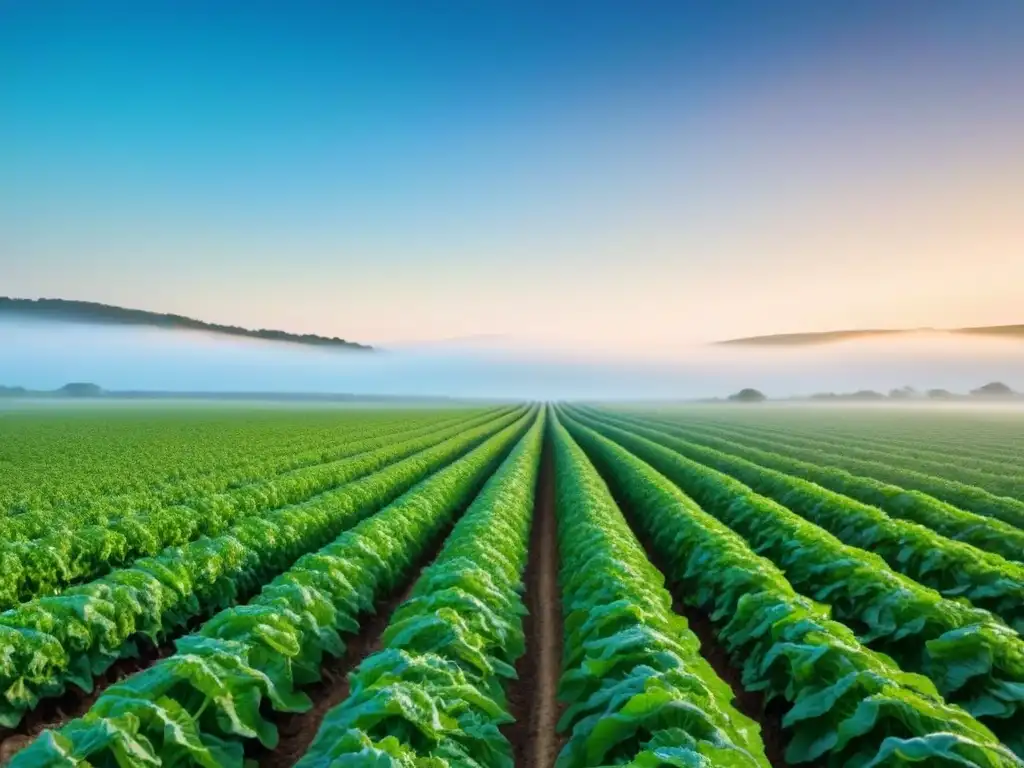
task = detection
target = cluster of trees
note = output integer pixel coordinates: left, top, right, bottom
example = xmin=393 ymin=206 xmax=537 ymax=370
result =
xmin=727 ymin=382 xmax=1019 ymax=403
xmin=0 ymin=383 xmax=104 ymax=398
xmin=728 ymin=388 xmax=767 ymax=403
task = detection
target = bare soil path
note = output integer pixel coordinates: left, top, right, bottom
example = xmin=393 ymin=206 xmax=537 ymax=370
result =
xmin=624 ymin=517 xmax=792 ymax=768
xmin=672 ymin=600 xmax=790 ymax=767
xmin=255 ymin=512 xmax=465 ymax=768
xmin=504 ymin=443 xmax=565 ymax=768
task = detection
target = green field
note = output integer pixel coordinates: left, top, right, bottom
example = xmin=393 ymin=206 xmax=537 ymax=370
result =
xmin=2 ymin=403 xmax=1024 ymax=767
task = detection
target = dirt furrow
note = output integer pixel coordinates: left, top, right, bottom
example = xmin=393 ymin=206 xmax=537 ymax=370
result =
xmin=671 ymin=600 xmax=789 ymax=767
xmin=504 ymin=443 xmax=565 ymax=768
xmin=255 ymin=513 xmax=466 ymax=768
xmin=255 ymin=578 xmax=418 ymax=768
xmin=625 ymin=519 xmax=789 ymax=768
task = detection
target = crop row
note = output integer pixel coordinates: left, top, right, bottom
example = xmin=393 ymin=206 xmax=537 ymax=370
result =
xmin=652 ymin=415 xmax=1024 ymax=529
xmin=0 ymin=408 xmax=483 ymax=515
xmin=549 ymin=414 xmax=770 ymax=766
xmin=146 ymin=409 xmax=494 ymax=502
xmin=0 ymin=408 xmax=533 ymax=729
xmin=638 ymin=418 xmax=1024 ymax=562
xmin=566 ymin=408 xmax=1024 ymax=753
xmin=558 ymin=408 xmax=1021 ymax=766
xmin=296 ymin=410 xmax=545 ymax=766
xmin=0 ymin=410 xmax=318 ymax=513
xmin=0 ymin=407 xmax=504 ymax=541
xmin=9 ymin=410 xmax=536 ymax=766
xmin=665 ymin=411 xmax=1024 ymax=467
xmin=585 ymin=408 xmax=1024 ymax=632
xmin=0 ymin=407 xmax=524 ymax=609
xmin=9 ymin=402 xmax=1024 ymax=766
xmin=670 ymin=417 xmax=1024 ymax=498
xmin=15 ymin=409 xmax=479 ymax=525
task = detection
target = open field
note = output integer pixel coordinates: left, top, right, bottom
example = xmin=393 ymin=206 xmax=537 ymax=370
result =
xmin=2 ymin=403 xmax=1024 ymax=766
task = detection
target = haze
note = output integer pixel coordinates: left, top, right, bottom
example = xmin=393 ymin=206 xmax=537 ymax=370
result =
xmin=3 ymin=3 xmax=1023 ymax=396
xmin=4 ymin=319 xmax=1024 ymax=401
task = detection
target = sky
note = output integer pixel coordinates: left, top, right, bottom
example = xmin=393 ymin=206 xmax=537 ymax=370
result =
xmin=3 ymin=1 xmax=1023 ymax=358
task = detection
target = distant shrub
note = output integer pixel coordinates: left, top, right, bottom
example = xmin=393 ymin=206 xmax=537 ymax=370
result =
xmin=848 ymin=390 xmax=885 ymax=401
xmin=57 ymin=382 xmax=103 ymax=397
xmin=970 ymin=382 xmax=1015 ymax=397
xmin=728 ymin=388 xmax=766 ymax=403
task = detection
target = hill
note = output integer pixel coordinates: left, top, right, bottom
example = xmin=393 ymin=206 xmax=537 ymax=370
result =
xmin=0 ymin=297 xmax=372 ymax=351
xmin=716 ymin=325 xmax=1024 ymax=347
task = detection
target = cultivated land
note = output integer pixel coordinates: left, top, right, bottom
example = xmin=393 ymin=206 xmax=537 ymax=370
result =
xmin=2 ymin=403 xmax=1024 ymax=766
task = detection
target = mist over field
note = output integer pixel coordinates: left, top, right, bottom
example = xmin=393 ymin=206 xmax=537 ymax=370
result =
xmin=3 ymin=318 xmax=1024 ymax=401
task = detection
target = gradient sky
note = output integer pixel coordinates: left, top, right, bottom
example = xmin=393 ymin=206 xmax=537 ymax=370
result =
xmin=3 ymin=1 xmax=1023 ymax=357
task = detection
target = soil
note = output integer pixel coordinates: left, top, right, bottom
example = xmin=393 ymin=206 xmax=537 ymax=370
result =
xmin=503 ymin=443 xmax=566 ymax=768
xmin=624 ymin=516 xmax=792 ymax=768
xmin=672 ymin=600 xmax=790 ymax=767
xmin=254 ymin=513 xmax=462 ymax=768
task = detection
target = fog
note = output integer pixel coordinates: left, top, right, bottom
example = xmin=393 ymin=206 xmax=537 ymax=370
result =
xmin=2 ymin=319 xmax=1024 ymax=401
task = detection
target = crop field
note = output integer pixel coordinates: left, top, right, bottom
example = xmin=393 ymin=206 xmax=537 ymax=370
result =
xmin=2 ymin=403 xmax=1024 ymax=767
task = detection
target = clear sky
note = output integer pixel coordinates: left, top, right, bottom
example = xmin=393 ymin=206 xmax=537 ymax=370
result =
xmin=3 ymin=1 xmax=1023 ymax=357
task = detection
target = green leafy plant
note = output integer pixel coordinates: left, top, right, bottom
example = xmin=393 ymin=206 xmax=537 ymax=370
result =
xmin=560 ymin=408 xmax=1022 ymax=767
xmin=568 ymin=409 xmax=1024 ymax=753
xmin=296 ymin=411 xmax=545 ymax=766
xmin=7 ymin=411 xmax=535 ymax=767
xmin=0 ymin=408 xmax=520 ymax=609
xmin=551 ymin=414 xmax=770 ymax=768
xmin=0 ymin=407 xmax=494 ymax=528
xmin=657 ymin=416 xmax=1024 ymax=503
xmin=625 ymin=414 xmax=1024 ymax=562
xmin=0 ymin=408 xmax=528 ymax=729
xmin=583 ymin=409 xmax=1024 ymax=633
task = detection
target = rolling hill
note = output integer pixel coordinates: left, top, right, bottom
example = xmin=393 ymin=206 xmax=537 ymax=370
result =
xmin=717 ymin=325 xmax=1024 ymax=347
xmin=0 ymin=297 xmax=372 ymax=351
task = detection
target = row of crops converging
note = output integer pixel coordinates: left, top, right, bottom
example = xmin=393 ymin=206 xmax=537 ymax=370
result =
xmin=2 ymin=402 xmax=1024 ymax=766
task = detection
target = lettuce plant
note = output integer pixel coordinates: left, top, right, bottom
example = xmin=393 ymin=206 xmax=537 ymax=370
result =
xmin=551 ymin=414 xmax=770 ymax=768
xmin=0 ymin=408 xmax=521 ymax=610
xmin=0 ymin=408 xmax=528 ymax=730
xmin=8 ymin=410 xmax=535 ymax=767
xmin=562 ymin=410 xmax=1022 ymax=766
xmin=627 ymin=415 xmax=1024 ymax=563
xmin=569 ymin=410 xmax=1024 ymax=753
xmin=585 ymin=409 xmax=1024 ymax=633
xmin=296 ymin=412 xmax=545 ymax=766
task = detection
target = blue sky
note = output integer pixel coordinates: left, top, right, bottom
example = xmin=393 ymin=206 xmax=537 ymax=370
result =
xmin=3 ymin=1 xmax=1023 ymax=356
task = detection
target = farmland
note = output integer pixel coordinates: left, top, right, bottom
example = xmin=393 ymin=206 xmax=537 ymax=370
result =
xmin=2 ymin=403 xmax=1024 ymax=766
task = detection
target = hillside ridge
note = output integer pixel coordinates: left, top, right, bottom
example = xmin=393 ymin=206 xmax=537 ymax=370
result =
xmin=0 ymin=297 xmax=372 ymax=351
xmin=717 ymin=325 xmax=1024 ymax=346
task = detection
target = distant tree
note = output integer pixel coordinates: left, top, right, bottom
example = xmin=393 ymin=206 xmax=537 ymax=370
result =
xmin=970 ymin=382 xmax=1015 ymax=397
xmin=728 ymin=388 xmax=766 ymax=403
xmin=888 ymin=386 xmax=919 ymax=400
xmin=927 ymin=388 xmax=954 ymax=399
xmin=810 ymin=392 xmax=837 ymax=400
xmin=848 ymin=390 xmax=885 ymax=401
xmin=57 ymin=382 xmax=103 ymax=397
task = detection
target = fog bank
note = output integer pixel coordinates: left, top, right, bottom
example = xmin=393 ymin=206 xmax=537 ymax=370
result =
xmin=2 ymin=320 xmax=1023 ymax=400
